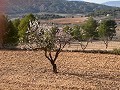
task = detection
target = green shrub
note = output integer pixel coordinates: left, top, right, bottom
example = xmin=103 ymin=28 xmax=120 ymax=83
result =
xmin=4 ymin=20 xmax=19 ymax=46
xmin=112 ymin=48 xmax=120 ymax=55
xmin=18 ymin=14 xmax=35 ymax=41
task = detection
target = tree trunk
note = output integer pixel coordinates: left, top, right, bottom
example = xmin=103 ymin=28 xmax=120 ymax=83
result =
xmin=52 ymin=63 xmax=57 ymax=73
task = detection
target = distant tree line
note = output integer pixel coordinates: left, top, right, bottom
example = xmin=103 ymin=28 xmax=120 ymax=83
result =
xmin=37 ymin=14 xmax=65 ymax=20
xmin=88 ymin=8 xmax=120 ymax=18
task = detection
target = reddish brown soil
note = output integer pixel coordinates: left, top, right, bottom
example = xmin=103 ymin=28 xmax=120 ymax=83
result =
xmin=0 ymin=51 xmax=120 ymax=90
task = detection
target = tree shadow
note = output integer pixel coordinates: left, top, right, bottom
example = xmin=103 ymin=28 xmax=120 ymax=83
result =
xmin=60 ymin=71 xmax=120 ymax=82
xmin=58 ymin=71 xmax=120 ymax=89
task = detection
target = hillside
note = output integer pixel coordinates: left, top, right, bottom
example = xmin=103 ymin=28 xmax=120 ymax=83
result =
xmin=103 ymin=1 xmax=120 ymax=7
xmin=1 ymin=0 xmax=118 ymax=14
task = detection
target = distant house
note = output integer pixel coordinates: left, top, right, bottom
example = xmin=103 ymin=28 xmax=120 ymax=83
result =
xmin=0 ymin=14 xmax=7 ymax=48
xmin=106 ymin=14 xmax=110 ymax=17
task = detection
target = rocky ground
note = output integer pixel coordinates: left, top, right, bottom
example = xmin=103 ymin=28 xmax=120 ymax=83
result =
xmin=0 ymin=50 xmax=120 ymax=90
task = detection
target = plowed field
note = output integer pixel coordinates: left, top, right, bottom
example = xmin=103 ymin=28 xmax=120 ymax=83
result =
xmin=0 ymin=51 xmax=120 ymax=90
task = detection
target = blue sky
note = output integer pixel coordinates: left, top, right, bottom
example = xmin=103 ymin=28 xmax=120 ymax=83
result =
xmin=71 ymin=0 xmax=119 ymax=4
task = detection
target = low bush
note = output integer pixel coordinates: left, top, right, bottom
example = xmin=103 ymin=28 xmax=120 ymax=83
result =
xmin=112 ymin=48 xmax=120 ymax=55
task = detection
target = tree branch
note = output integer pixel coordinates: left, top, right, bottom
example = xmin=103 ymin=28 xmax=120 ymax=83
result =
xmin=44 ymin=50 xmax=51 ymax=61
xmin=79 ymin=41 xmax=89 ymax=51
xmin=49 ymin=51 xmax=53 ymax=60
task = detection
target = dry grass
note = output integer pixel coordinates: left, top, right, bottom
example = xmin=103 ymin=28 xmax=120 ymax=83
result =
xmin=0 ymin=50 xmax=120 ymax=90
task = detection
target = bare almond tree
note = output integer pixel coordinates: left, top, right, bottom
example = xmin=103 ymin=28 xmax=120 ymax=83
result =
xmin=23 ymin=20 xmax=70 ymax=73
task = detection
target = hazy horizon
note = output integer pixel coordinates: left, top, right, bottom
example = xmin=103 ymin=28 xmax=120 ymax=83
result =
xmin=69 ymin=0 xmax=119 ymax=4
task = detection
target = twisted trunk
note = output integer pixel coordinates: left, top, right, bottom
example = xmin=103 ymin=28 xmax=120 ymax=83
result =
xmin=50 ymin=60 xmax=57 ymax=73
xmin=52 ymin=63 xmax=57 ymax=73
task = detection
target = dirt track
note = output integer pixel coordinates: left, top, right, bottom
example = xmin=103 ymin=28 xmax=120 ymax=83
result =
xmin=0 ymin=51 xmax=120 ymax=90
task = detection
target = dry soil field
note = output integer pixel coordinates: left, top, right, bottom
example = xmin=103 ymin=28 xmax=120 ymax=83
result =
xmin=64 ymin=41 xmax=120 ymax=51
xmin=46 ymin=17 xmax=87 ymax=25
xmin=0 ymin=50 xmax=120 ymax=90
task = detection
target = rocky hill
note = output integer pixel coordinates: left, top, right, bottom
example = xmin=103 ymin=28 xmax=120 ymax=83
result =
xmin=1 ymin=0 xmax=119 ymax=14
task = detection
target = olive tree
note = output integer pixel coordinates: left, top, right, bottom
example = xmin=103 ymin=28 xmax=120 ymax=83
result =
xmin=71 ymin=25 xmax=89 ymax=50
xmin=23 ymin=20 xmax=70 ymax=73
xmin=63 ymin=25 xmax=90 ymax=50
xmin=98 ymin=19 xmax=117 ymax=48
xmin=81 ymin=17 xmax=98 ymax=41
xmin=63 ymin=17 xmax=98 ymax=51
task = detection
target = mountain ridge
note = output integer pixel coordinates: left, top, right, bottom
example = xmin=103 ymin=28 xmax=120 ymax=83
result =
xmin=1 ymin=0 xmax=119 ymax=14
xmin=103 ymin=1 xmax=120 ymax=7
